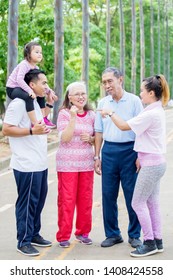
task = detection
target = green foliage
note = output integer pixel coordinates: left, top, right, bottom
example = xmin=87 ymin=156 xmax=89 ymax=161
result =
xmin=1 ymin=0 xmax=173 ymax=115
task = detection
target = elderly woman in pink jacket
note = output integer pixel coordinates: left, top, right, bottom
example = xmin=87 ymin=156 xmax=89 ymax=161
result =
xmin=55 ymin=81 xmax=95 ymax=248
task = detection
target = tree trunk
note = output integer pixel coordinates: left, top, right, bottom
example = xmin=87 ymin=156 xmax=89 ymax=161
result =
xmin=119 ymin=0 xmax=125 ymax=77
xmin=150 ymin=0 xmax=154 ymax=75
xmin=164 ymin=0 xmax=169 ymax=82
xmin=82 ymin=0 xmax=89 ymax=93
xmin=6 ymin=0 xmax=18 ymax=108
xmin=131 ymin=0 xmax=136 ymax=94
xmin=139 ymin=0 xmax=145 ymax=83
xmin=106 ymin=0 xmax=110 ymax=67
xmin=53 ymin=0 xmax=64 ymax=124
xmin=157 ymin=0 xmax=160 ymax=74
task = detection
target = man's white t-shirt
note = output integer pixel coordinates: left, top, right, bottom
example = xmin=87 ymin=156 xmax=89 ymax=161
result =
xmin=4 ymin=98 xmax=48 ymax=172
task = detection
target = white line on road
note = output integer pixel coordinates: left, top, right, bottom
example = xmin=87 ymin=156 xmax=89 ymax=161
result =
xmin=0 ymin=150 xmax=57 ymax=178
xmin=166 ymin=129 xmax=173 ymax=144
xmin=0 ymin=204 xmax=14 ymax=213
xmin=0 ymin=180 xmax=53 ymax=214
xmin=48 ymin=180 xmax=54 ymax=185
xmin=0 ymin=169 xmax=12 ymax=177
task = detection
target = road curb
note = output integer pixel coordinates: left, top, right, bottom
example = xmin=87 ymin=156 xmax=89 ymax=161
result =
xmin=0 ymin=141 xmax=57 ymax=172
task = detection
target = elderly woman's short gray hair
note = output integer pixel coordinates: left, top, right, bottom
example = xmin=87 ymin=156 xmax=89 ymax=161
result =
xmin=66 ymin=81 xmax=86 ymax=94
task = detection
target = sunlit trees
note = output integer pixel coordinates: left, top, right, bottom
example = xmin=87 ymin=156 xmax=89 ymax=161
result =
xmin=119 ymin=0 xmax=125 ymax=77
xmin=53 ymin=0 xmax=64 ymax=123
xmin=131 ymin=0 xmax=136 ymax=94
xmin=106 ymin=0 xmax=110 ymax=67
xmin=82 ymin=0 xmax=89 ymax=91
xmin=1 ymin=0 xmax=173 ymax=117
xmin=139 ymin=0 xmax=145 ymax=83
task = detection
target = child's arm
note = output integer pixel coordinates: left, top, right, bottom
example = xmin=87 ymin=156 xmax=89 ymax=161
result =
xmin=16 ymin=60 xmax=36 ymax=97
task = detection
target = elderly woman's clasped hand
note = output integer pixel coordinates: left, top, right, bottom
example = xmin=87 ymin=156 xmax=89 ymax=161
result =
xmin=69 ymin=105 xmax=79 ymax=117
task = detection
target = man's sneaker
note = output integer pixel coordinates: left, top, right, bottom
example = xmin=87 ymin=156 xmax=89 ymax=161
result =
xmin=17 ymin=244 xmax=40 ymax=256
xmin=76 ymin=234 xmax=92 ymax=245
xmin=155 ymin=238 xmax=164 ymax=252
xmin=59 ymin=240 xmax=70 ymax=248
xmin=130 ymin=240 xmax=158 ymax=257
xmin=31 ymin=236 xmax=52 ymax=247
xmin=101 ymin=236 xmax=123 ymax=247
xmin=44 ymin=117 xmax=56 ymax=129
xmin=128 ymin=237 xmax=142 ymax=248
